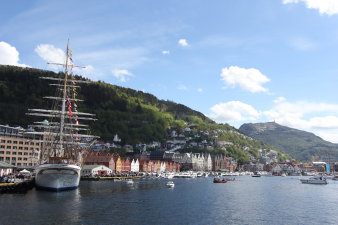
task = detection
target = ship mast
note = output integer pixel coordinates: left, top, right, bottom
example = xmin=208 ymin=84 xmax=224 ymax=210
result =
xmin=26 ymin=39 xmax=99 ymax=164
xmin=59 ymin=39 xmax=70 ymax=155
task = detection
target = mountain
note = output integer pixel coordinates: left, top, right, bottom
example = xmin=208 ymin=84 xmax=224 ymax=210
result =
xmin=239 ymin=122 xmax=338 ymax=161
xmin=0 ymin=65 xmax=288 ymax=164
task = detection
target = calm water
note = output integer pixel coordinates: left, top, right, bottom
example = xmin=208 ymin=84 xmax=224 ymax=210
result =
xmin=1 ymin=176 xmax=338 ymax=225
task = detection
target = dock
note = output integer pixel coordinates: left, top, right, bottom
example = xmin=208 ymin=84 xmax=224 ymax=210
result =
xmin=81 ymin=176 xmax=142 ymax=181
xmin=0 ymin=179 xmax=35 ymax=194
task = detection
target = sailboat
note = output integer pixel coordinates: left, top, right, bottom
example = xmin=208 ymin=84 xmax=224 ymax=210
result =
xmin=26 ymin=40 xmax=99 ymax=191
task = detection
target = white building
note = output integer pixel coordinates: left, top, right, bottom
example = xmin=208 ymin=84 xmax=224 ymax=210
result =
xmin=131 ymin=159 xmax=140 ymax=172
xmin=81 ymin=165 xmax=112 ymax=176
xmin=0 ymin=161 xmax=15 ymax=176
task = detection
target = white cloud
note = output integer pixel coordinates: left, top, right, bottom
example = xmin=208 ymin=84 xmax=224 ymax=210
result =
xmin=0 ymin=41 xmax=29 ymax=67
xmin=35 ymin=44 xmax=65 ymax=65
xmin=273 ymin=97 xmax=287 ymax=103
xmin=220 ymin=66 xmax=270 ymax=93
xmin=209 ymin=101 xmax=259 ymax=123
xmin=263 ymin=100 xmax=338 ymax=143
xmin=283 ymin=0 xmax=338 ymax=15
xmin=197 ymin=88 xmax=203 ymax=92
xmin=162 ymin=50 xmax=170 ymax=55
xmin=177 ymin=84 xmax=188 ymax=90
xmin=112 ymin=69 xmax=133 ymax=82
xmin=178 ymin=39 xmax=189 ymax=47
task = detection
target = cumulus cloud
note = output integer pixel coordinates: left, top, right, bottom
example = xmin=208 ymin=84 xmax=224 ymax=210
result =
xmin=283 ymin=0 xmax=338 ymax=15
xmin=220 ymin=66 xmax=270 ymax=93
xmin=209 ymin=101 xmax=259 ymax=123
xmin=178 ymin=39 xmax=189 ymax=47
xmin=162 ymin=50 xmax=170 ymax=55
xmin=0 ymin=41 xmax=29 ymax=67
xmin=112 ymin=69 xmax=133 ymax=82
xmin=35 ymin=44 xmax=65 ymax=65
xmin=273 ymin=97 xmax=287 ymax=103
xmin=263 ymin=100 xmax=338 ymax=143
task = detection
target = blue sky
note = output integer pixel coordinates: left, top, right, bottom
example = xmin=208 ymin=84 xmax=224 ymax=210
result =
xmin=2 ymin=0 xmax=338 ymax=142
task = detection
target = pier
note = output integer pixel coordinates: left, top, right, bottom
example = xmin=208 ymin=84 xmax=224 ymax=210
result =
xmin=0 ymin=179 xmax=35 ymax=194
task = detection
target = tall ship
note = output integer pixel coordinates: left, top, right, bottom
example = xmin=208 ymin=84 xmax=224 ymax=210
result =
xmin=26 ymin=40 xmax=98 ymax=191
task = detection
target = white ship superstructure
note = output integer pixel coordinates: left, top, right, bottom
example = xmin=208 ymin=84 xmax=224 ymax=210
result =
xmin=26 ymin=40 xmax=98 ymax=191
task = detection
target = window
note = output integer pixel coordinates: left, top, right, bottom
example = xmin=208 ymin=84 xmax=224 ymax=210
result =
xmin=24 ymin=158 xmax=28 ymax=161
xmin=1 ymin=140 xmax=5 ymax=143
xmin=0 ymin=151 xmax=4 ymax=154
xmin=19 ymin=147 xmax=23 ymax=150
xmin=12 ymin=152 xmax=17 ymax=155
xmin=25 ymin=142 xmax=29 ymax=145
xmin=7 ymin=140 xmax=12 ymax=144
xmin=12 ymin=157 xmax=16 ymax=161
xmin=6 ymin=146 xmax=11 ymax=149
xmin=13 ymin=141 xmax=17 ymax=144
xmin=5 ymin=157 xmax=10 ymax=161
xmin=24 ymin=152 xmax=28 ymax=155
xmin=19 ymin=141 xmax=23 ymax=144
xmin=18 ymin=152 xmax=22 ymax=155
xmin=6 ymin=151 xmax=10 ymax=154
xmin=24 ymin=147 xmax=28 ymax=150
xmin=18 ymin=157 xmax=22 ymax=160
xmin=13 ymin=146 xmax=17 ymax=149
xmin=0 ymin=157 xmax=3 ymax=160
xmin=36 ymin=143 xmax=40 ymax=146
xmin=17 ymin=163 xmax=21 ymax=166
xmin=30 ymin=147 xmax=34 ymax=150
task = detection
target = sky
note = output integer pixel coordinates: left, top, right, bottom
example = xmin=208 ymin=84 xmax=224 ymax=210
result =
xmin=2 ymin=0 xmax=338 ymax=143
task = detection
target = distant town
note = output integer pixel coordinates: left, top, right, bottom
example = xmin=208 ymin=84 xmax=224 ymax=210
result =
xmin=0 ymin=124 xmax=333 ymax=177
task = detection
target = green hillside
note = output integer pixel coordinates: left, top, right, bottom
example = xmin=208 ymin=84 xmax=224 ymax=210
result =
xmin=239 ymin=122 xmax=338 ymax=161
xmin=0 ymin=65 xmax=288 ymax=164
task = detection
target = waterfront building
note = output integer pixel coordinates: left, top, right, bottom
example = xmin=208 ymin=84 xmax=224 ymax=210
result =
xmin=0 ymin=161 xmax=15 ymax=176
xmin=114 ymin=154 xmax=122 ymax=172
xmin=0 ymin=124 xmax=41 ymax=167
xmin=130 ymin=159 xmax=139 ymax=172
xmin=121 ymin=158 xmax=131 ymax=172
xmin=84 ymin=151 xmax=116 ymax=172
xmin=81 ymin=165 xmax=112 ymax=176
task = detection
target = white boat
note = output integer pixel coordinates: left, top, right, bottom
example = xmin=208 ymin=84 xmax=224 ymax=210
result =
xmin=27 ymin=40 xmax=98 ymax=191
xmin=126 ymin=179 xmax=134 ymax=184
xmin=300 ymin=175 xmax=328 ymax=184
xmin=34 ymin=164 xmax=81 ymax=191
xmin=166 ymin=181 xmax=175 ymax=187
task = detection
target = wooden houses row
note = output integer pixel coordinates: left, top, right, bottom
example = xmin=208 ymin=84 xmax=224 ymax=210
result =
xmin=84 ymin=152 xmax=181 ymax=173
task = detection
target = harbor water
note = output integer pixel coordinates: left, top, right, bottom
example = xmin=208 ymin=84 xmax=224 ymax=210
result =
xmin=1 ymin=176 xmax=338 ymax=225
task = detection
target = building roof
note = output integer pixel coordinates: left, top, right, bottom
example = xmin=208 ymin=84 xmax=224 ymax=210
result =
xmin=82 ymin=165 xmax=111 ymax=170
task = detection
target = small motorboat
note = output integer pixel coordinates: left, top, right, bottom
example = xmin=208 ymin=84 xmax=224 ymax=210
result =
xmin=213 ymin=178 xmax=227 ymax=183
xmin=166 ymin=181 xmax=175 ymax=187
xmin=300 ymin=175 xmax=328 ymax=184
xmin=126 ymin=179 xmax=134 ymax=184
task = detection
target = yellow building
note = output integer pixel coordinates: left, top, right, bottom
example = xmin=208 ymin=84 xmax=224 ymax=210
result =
xmin=0 ymin=125 xmax=41 ymax=167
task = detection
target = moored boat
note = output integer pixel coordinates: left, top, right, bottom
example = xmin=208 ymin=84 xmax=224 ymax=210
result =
xmin=166 ymin=181 xmax=175 ymax=187
xmin=35 ymin=164 xmax=81 ymax=191
xmin=300 ymin=175 xmax=328 ymax=184
xmin=213 ymin=177 xmax=227 ymax=183
xmin=27 ymin=40 xmax=98 ymax=191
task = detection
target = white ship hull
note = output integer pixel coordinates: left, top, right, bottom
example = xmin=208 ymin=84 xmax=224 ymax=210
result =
xmin=35 ymin=164 xmax=81 ymax=191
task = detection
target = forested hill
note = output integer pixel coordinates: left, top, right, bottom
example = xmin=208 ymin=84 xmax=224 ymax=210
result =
xmin=239 ymin=122 xmax=338 ymax=161
xmin=0 ymin=65 xmax=218 ymax=143
xmin=0 ymin=65 xmax=289 ymax=164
